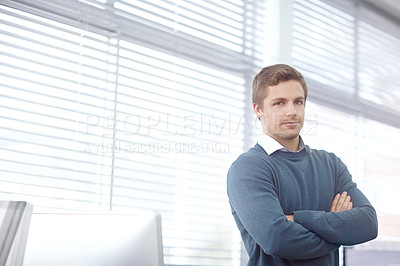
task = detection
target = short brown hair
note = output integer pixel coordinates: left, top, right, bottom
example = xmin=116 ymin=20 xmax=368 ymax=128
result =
xmin=252 ymin=64 xmax=308 ymax=108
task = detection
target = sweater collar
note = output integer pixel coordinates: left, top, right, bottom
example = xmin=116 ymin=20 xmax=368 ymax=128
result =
xmin=257 ymin=134 xmax=310 ymax=155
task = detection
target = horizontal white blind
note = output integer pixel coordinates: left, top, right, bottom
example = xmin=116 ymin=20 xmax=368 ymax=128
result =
xmin=107 ymin=39 xmax=245 ymax=264
xmin=112 ymin=0 xmax=255 ymax=73
xmin=292 ymin=0 xmax=400 ymax=124
xmin=292 ymin=0 xmax=356 ymax=94
xmin=0 ymin=0 xmax=269 ymax=265
xmin=358 ymin=6 xmax=400 ymax=114
xmin=0 ymin=4 xmax=116 ymax=209
xmin=114 ymin=0 xmax=244 ymax=52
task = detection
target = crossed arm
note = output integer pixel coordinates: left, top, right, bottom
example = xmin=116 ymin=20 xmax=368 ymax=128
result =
xmin=228 ymin=154 xmax=378 ymax=260
xmin=286 ymin=191 xmax=353 ymax=221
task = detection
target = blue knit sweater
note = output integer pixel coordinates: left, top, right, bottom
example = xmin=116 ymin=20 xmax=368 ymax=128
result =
xmin=227 ymin=144 xmax=378 ymax=265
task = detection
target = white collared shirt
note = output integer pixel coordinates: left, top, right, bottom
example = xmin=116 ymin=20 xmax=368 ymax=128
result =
xmin=257 ymin=134 xmax=310 ymax=155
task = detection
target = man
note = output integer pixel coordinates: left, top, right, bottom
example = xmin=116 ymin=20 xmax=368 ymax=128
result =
xmin=227 ymin=64 xmax=378 ymax=265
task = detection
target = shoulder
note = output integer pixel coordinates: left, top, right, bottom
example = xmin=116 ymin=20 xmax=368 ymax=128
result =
xmin=228 ymin=144 xmax=273 ymax=177
xmin=309 ymin=148 xmax=347 ymax=168
xmin=309 ymin=148 xmax=340 ymax=160
xmin=230 ymin=144 xmax=268 ymax=167
xmin=227 ymin=144 xmax=276 ymax=193
xmin=237 ymin=143 xmax=267 ymax=160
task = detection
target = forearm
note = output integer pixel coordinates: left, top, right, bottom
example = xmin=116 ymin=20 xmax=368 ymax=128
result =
xmin=230 ymin=192 xmax=340 ymax=259
xmin=240 ymin=212 xmax=339 ymax=260
xmin=288 ymin=191 xmax=377 ymax=245
xmin=293 ymin=205 xmax=378 ymax=245
xmin=290 ymin=161 xmax=378 ymax=245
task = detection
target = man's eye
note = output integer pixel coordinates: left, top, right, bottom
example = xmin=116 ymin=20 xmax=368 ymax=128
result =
xmin=274 ymin=101 xmax=283 ymax=106
xmin=296 ymin=100 xmax=304 ymax=105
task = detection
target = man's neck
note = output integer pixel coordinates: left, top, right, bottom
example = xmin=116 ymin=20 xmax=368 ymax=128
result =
xmin=284 ymin=140 xmax=299 ymax=152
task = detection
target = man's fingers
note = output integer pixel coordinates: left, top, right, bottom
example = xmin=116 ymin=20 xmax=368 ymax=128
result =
xmin=347 ymin=201 xmax=353 ymax=210
xmin=330 ymin=191 xmax=353 ymax=212
xmin=285 ymin=215 xmax=294 ymax=222
xmin=341 ymin=195 xmax=351 ymax=211
xmin=335 ymin=191 xmax=348 ymax=212
xmin=330 ymin=193 xmax=340 ymax=212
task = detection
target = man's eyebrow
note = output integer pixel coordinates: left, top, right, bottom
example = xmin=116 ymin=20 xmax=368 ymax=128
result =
xmin=270 ymin=96 xmax=305 ymax=101
xmin=270 ymin=97 xmax=286 ymax=101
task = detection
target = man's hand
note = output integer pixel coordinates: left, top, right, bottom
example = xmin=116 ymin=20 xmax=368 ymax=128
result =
xmin=330 ymin=191 xmax=353 ymax=212
xmin=286 ymin=191 xmax=353 ymax=222
xmin=286 ymin=215 xmax=294 ymax=221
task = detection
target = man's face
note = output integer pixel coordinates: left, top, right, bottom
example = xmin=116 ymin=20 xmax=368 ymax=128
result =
xmin=254 ymin=80 xmax=305 ymax=145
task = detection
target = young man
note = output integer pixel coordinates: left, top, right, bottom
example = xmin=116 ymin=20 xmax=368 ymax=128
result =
xmin=227 ymin=64 xmax=378 ymax=265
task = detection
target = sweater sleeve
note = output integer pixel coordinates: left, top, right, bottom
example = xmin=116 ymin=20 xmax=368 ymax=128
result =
xmin=227 ymin=155 xmax=339 ymax=260
xmin=293 ymin=155 xmax=378 ymax=245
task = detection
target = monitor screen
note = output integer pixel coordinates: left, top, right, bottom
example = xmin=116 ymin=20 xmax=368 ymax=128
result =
xmin=22 ymin=211 xmax=164 ymax=266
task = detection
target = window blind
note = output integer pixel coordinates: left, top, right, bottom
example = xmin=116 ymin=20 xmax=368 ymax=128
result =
xmin=357 ymin=4 xmax=400 ymax=117
xmin=0 ymin=0 xmax=269 ymax=265
xmin=292 ymin=0 xmax=400 ymax=125
xmin=292 ymin=0 xmax=356 ymax=95
xmin=0 ymin=3 xmax=116 ymax=209
xmin=356 ymin=2 xmax=400 ymax=219
xmin=109 ymin=40 xmax=245 ymax=264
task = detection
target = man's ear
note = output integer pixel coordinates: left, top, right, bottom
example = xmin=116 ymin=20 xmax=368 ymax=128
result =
xmin=253 ymin=103 xmax=262 ymax=120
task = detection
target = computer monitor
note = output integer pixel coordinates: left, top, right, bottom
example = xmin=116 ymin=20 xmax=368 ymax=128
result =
xmin=22 ymin=210 xmax=164 ymax=266
xmin=0 ymin=201 xmax=33 ymax=266
xmin=344 ymin=245 xmax=400 ymax=265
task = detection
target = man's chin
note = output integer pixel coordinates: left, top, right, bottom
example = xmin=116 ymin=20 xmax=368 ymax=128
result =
xmin=284 ymin=135 xmax=299 ymax=141
xmin=266 ymin=127 xmax=302 ymax=140
xmin=280 ymin=131 xmax=301 ymax=140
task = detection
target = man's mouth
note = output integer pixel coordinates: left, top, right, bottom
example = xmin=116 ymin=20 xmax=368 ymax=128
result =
xmin=282 ymin=121 xmax=299 ymax=127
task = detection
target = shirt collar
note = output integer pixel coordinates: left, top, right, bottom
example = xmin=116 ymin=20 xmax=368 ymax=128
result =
xmin=257 ymin=134 xmax=310 ymax=155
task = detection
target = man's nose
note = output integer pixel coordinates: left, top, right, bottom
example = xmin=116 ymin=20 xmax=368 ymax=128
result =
xmin=286 ymin=102 xmax=297 ymax=116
